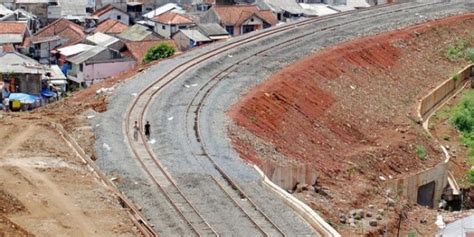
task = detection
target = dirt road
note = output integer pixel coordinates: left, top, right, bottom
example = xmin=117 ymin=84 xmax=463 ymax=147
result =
xmin=0 ymin=114 xmax=138 ymax=237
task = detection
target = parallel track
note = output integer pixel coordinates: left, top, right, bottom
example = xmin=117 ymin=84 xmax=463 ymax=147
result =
xmin=123 ymin=1 xmax=455 ymax=236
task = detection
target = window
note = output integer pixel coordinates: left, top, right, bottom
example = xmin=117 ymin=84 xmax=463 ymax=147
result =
xmin=242 ymin=25 xmax=255 ymax=34
xmin=79 ymin=63 xmax=83 ymax=72
xmin=179 ymin=25 xmax=187 ymax=29
xmin=250 ymin=18 xmax=254 ymax=22
xmin=162 ymin=25 xmax=166 ymax=30
xmin=225 ymin=26 xmax=234 ymax=36
xmin=117 ymin=15 xmax=121 ymax=20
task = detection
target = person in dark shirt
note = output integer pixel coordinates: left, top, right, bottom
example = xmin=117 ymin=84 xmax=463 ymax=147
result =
xmin=144 ymin=121 xmax=151 ymax=140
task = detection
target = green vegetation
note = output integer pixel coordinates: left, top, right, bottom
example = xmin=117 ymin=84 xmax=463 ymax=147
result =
xmin=446 ymin=40 xmax=468 ymax=60
xmin=143 ymin=43 xmax=176 ymax=63
xmin=416 ymin=145 xmax=427 ymax=161
xmin=466 ymin=48 xmax=474 ymax=63
xmin=452 ymin=91 xmax=474 ymax=168
xmin=468 ymin=170 xmax=474 ymax=183
xmin=453 ymin=73 xmax=459 ymax=81
xmin=445 ymin=39 xmax=474 ymax=62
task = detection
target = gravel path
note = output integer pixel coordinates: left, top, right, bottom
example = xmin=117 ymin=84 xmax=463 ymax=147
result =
xmin=93 ymin=1 xmax=473 ymax=236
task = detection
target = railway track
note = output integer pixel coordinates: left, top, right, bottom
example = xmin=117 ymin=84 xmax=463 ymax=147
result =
xmin=122 ymin=1 xmax=465 ymax=236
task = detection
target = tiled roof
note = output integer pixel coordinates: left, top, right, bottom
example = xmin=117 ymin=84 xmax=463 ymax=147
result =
xmin=0 ymin=22 xmax=27 ymax=34
xmin=125 ymin=40 xmax=175 ymax=62
xmin=213 ymin=5 xmax=277 ymax=27
xmin=32 ymin=18 xmax=85 ymax=47
xmin=92 ymin=4 xmax=125 ymax=17
xmin=93 ymin=19 xmax=129 ymax=34
xmin=152 ymin=11 xmax=193 ymax=25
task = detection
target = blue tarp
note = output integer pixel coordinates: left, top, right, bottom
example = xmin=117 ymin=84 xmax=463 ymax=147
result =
xmin=8 ymin=93 xmax=41 ymax=104
xmin=41 ymin=88 xmax=56 ymax=98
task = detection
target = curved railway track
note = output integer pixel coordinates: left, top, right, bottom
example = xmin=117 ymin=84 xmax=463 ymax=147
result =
xmin=122 ymin=1 xmax=465 ymax=236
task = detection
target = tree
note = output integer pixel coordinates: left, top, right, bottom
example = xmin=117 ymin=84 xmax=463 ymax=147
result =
xmin=143 ymin=43 xmax=176 ymax=63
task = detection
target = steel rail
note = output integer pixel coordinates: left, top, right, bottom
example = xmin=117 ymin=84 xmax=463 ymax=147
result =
xmin=124 ymin=1 xmax=450 ymax=236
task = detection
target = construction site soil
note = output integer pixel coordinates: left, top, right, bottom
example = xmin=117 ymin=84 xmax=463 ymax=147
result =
xmin=229 ymin=14 xmax=474 ymax=235
xmin=0 ymin=114 xmax=138 ymax=236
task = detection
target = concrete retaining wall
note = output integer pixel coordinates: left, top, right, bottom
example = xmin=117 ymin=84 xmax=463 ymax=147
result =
xmin=259 ymin=160 xmax=318 ymax=190
xmin=419 ymin=64 xmax=473 ymax=121
xmin=391 ymin=65 xmax=473 ymax=207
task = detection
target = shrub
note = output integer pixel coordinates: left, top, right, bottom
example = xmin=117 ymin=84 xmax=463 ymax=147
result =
xmin=143 ymin=43 xmax=175 ymax=63
xmin=467 ymin=169 xmax=474 ymax=183
xmin=416 ymin=145 xmax=427 ymax=160
xmin=466 ymin=48 xmax=474 ymax=63
xmin=446 ymin=40 xmax=468 ymax=60
xmin=453 ymin=74 xmax=459 ymax=81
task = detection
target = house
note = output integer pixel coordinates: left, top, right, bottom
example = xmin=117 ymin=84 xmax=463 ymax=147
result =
xmin=117 ymin=24 xmax=160 ymax=42
xmin=298 ymin=3 xmax=339 ymax=16
xmin=260 ymin=0 xmax=304 ymax=21
xmin=0 ymin=3 xmax=12 ymax=17
xmin=93 ymin=18 xmax=129 ymax=35
xmin=0 ymin=52 xmax=45 ymax=95
xmin=0 ymin=8 xmax=40 ymax=33
xmin=15 ymin=0 xmax=52 ymax=25
xmin=56 ymin=43 xmax=95 ymax=65
xmin=86 ymin=32 xmax=124 ymax=51
xmin=47 ymin=0 xmax=88 ymax=23
xmin=151 ymin=11 xmax=194 ymax=39
xmin=0 ymin=0 xmax=14 ymax=9
xmin=202 ymin=5 xmax=278 ymax=36
xmin=66 ymin=45 xmax=135 ymax=85
xmin=30 ymin=18 xmax=86 ymax=64
xmin=173 ymin=29 xmax=211 ymax=51
xmin=124 ymin=39 xmax=175 ymax=64
xmin=142 ymin=3 xmax=184 ymax=19
xmin=0 ymin=22 xmax=29 ymax=50
xmin=196 ymin=23 xmax=230 ymax=41
xmin=92 ymin=4 xmax=130 ymax=25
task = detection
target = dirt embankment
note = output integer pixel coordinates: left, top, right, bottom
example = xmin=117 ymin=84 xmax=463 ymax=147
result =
xmin=0 ymin=115 xmax=138 ymax=236
xmin=229 ymin=14 xmax=474 ymax=235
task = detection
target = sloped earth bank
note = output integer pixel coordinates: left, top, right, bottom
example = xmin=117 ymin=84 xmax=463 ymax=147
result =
xmin=229 ymin=14 xmax=474 ymax=235
xmin=0 ymin=114 xmax=138 ymax=236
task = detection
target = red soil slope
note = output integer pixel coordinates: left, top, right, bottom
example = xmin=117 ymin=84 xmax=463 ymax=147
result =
xmin=229 ymin=14 xmax=474 ymax=234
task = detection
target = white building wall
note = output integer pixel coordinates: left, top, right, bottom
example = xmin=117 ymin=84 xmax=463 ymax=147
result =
xmin=98 ymin=9 xmax=129 ymax=24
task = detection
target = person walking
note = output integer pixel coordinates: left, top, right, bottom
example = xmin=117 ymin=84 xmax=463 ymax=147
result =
xmin=133 ymin=121 xmax=139 ymax=141
xmin=144 ymin=121 xmax=151 ymax=140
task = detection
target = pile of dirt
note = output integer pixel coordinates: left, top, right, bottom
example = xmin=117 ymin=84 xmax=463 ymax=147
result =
xmin=228 ymin=14 xmax=474 ymax=235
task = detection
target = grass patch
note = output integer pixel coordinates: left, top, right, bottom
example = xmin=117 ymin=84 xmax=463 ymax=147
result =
xmin=416 ymin=145 xmax=427 ymax=161
xmin=466 ymin=48 xmax=474 ymax=63
xmin=452 ymin=91 xmax=474 ymax=166
xmin=446 ymin=40 xmax=468 ymax=60
xmin=467 ymin=170 xmax=474 ymax=183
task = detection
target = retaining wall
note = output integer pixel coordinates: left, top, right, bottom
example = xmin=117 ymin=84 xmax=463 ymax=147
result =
xmin=259 ymin=160 xmax=318 ymax=190
xmin=391 ymin=64 xmax=473 ymax=207
xmin=419 ymin=64 xmax=473 ymax=121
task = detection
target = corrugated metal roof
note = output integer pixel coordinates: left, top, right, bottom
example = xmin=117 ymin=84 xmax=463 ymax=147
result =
xmin=0 ymin=4 xmax=13 ymax=16
xmin=86 ymin=32 xmax=119 ymax=47
xmin=0 ymin=34 xmax=23 ymax=44
xmin=117 ymin=24 xmax=152 ymax=41
xmin=262 ymin=0 xmax=304 ymax=15
xmin=197 ymin=23 xmax=229 ymax=37
xmin=0 ymin=52 xmax=45 ymax=74
xmin=142 ymin=3 xmax=184 ymax=19
xmin=58 ymin=43 xmax=95 ymax=57
xmin=299 ymin=3 xmax=338 ymax=16
xmin=67 ymin=45 xmax=107 ymax=64
xmin=179 ymin=29 xmax=211 ymax=42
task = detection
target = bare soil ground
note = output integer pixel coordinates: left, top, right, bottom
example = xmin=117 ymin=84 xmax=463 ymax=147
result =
xmin=228 ymin=14 xmax=474 ymax=235
xmin=0 ymin=114 xmax=138 ymax=236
